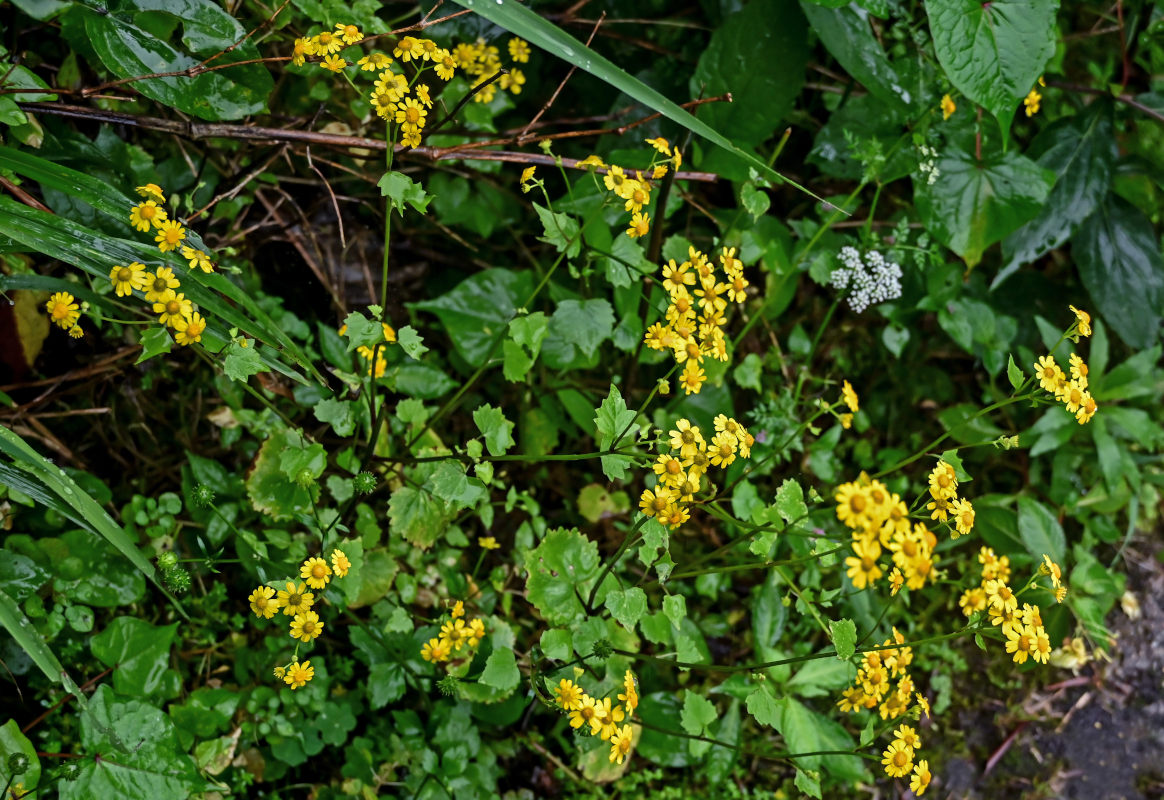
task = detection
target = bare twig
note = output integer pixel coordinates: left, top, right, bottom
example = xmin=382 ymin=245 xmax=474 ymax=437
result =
xmin=516 ymin=13 xmax=606 ymax=144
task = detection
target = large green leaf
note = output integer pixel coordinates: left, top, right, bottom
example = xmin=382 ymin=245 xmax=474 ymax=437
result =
xmin=523 ymin=528 xmax=609 ymax=626
xmin=91 ymin=617 xmax=181 ymax=699
xmin=693 ymin=0 xmax=809 ymax=146
xmin=997 ymin=101 xmax=1117 ymax=285
xmin=925 ymin=0 xmax=1057 ymax=138
xmin=1017 ymin=496 xmax=1066 ymax=564
xmin=0 ymin=427 xmax=185 ymax=617
xmin=79 ymin=0 xmax=272 ymax=121
xmin=914 ymin=146 xmax=1054 ymax=267
xmin=800 ymin=3 xmax=910 ymax=113
xmin=411 ymin=269 xmax=534 ymax=367
xmin=450 ymin=0 xmax=829 ymax=205
xmin=1074 ymin=195 xmax=1164 ymax=349
xmin=0 ymin=719 xmax=41 ymax=794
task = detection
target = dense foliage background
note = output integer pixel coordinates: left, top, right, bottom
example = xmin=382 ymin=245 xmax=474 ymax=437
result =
xmin=1 ymin=0 xmax=1162 ymax=798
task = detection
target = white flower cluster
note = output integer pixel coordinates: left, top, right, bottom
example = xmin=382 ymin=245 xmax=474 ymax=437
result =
xmin=917 ymin=144 xmax=940 ymax=186
xmin=831 ymin=246 xmax=903 ymax=314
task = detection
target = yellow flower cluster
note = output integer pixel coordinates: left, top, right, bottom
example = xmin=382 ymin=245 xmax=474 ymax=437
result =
xmin=960 ymin=547 xmax=1059 ymax=665
xmin=248 ymin=548 xmax=351 ymax=689
xmin=924 ymin=460 xmax=975 ymax=538
xmin=836 ymin=632 xmax=932 ymax=792
xmin=573 ymin=138 xmax=681 ymax=240
xmin=1032 ymin=307 xmax=1096 ymax=425
xmin=835 ymin=475 xmax=937 ymax=592
xmin=453 ymin=36 xmax=529 ymax=102
xmin=124 ymin=184 xmax=214 ymax=346
xmin=553 ymin=671 xmax=637 ymax=765
xmin=836 ymin=378 xmax=859 ymax=429
xmin=643 ymin=246 xmax=748 ymax=394
xmin=640 ymin=416 xmax=753 ymax=529
xmin=290 ymin=23 xmax=366 ymax=70
xmin=420 ymin=600 xmax=487 ymax=663
xmin=337 ymin=321 xmax=397 ymax=377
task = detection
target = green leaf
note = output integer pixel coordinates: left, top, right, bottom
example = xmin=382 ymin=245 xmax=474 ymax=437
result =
xmin=800 ymin=3 xmax=910 ymax=112
xmin=0 ymin=719 xmax=40 ymax=794
xmin=426 ymin=461 xmax=486 ymax=508
xmin=314 ymin=397 xmax=357 ymax=437
xmin=925 ymin=0 xmax=1056 ymax=137
xmin=80 ymin=4 xmax=271 ymax=121
xmin=1074 ymin=195 xmax=1164 ymax=349
xmin=1006 ymin=355 xmax=1023 ymax=390
xmin=223 ymin=339 xmax=270 ymax=381
xmin=135 ymin=326 xmax=173 ymax=364
xmin=693 ymin=0 xmax=809 ymax=145
xmin=829 ymin=618 xmax=857 ymax=660
xmin=594 ymin=384 xmax=637 ymax=482
xmin=777 ymin=698 xmax=824 ymax=769
xmin=1017 ymin=496 xmax=1066 ymax=564
xmin=795 ymin=768 xmax=822 ymax=800
xmin=341 ymin=311 xmax=386 ymax=351
xmin=734 ymin=353 xmax=763 ymax=391
xmin=378 ymin=172 xmax=433 ymax=216
xmin=915 ymin=147 xmax=1054 ymax=268
xmin=774 ymin=479 xmax=808 ymax=524
xmin=539 ymin=628 xmax=572 ymax=661
xmin=524 ymin=528 xmax=607 ymax=626
xmin=680 ymin=691 xmax=718 ymax=736
xmin=91 ymin=617 xmax=179 ymax=699
xmin=663 ymin=594 xmax=687 ymax=629
xmin=244 ymin=427 xmax=320 ymax=522
xmin=543 ymin=299 xmax=615 ymax=366
xmin=412 ymin=269 xmax=534 ymax=367
xmin=450 ymin=0 xmax=829 ymax=206
xmin=473 ymin=404 xmax=516 ymax=456
xmin=604 ymin=587 xmax=648 ymax=630
xmin=998 ymin=101 xmax=1116 ymax=284
xmin=533 ymin=203 xmax=581 ymax=258
xmin=395 ymin=325 xmax=428 ymax=359
xmin=387 ymin=485 xmax=451 ymax=549
xmin=0 ymin=587 xmax=82 ymax=702
xmin=479 ymin=646 xmax=520 ymax=693
xmin=63 ymin=685 xmax=210 ymax=800
xmin=745 ymin=687 xmax=781 ymax=728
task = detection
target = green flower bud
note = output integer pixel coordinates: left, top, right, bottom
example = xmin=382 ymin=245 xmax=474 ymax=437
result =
xmin=353 ymin=471 xmax=377 ymax=495
xmin=7 ymin=752 xmax=30 ymax=775
xmin=192 ymin=484 xmax=215 ymax=508
xmin=157 ymin=551 xmax=178 ymax=570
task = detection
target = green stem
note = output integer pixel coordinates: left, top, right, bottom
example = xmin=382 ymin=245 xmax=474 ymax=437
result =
xmin=663 ymin=545 xmax=845 ymax=583
xmin=585 ymin=516 xmax=648 ymax=611
xmin=792 ymin=296 xmax=841 ymax=407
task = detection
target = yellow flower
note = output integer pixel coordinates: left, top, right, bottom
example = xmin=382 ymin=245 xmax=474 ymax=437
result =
xmin=358 ymin=52 xmax=393 ymax=71
xmin=143 ymin=267 xmax=180 ymax=302
xmin=109 ymin=262 xmax=147 ymax=297
xmin=173 ymin=312 xmax=206 ymax=346
xmin=154 ymin=292 xmax=193 ymax=327
xmin=312 ymin=30 xmax=342 ymax=54
xmin=393 ymin=35 xmax=423 ymax=62
xmin=645 ymin=136 xmax=670 ymax=154
xmin=985 ymin=579 xmax=1018 ymax=614
xmin=834 ymin=482 xmax=870 ymax=529
xmin=321 ymin=54 xmax=347 ymax=72
xmin=520 ymin=166 xmax=537 ymax=193
xmin=68 ymin=324 xmax=83 ymax=338
xmin=1057 ymin=379 xmax=1087 ymax=413
xmin=949 ymin=498 xmax=975 ymax=538
xmin=336 ymin=23 xmax=362 ymax=45
xmin=284 ymin=660 xmax=314 ymax=689
xmin=652 ymin=453 xmax=685 ymax=485
xmin=421 ymin=637 xmax=451 ymax=662
xmin=1031 ymin=626 xmax=1052 ymax=663
xmin=845 ymin=539 xmax=883 ymax=589
xmin=1041 ymin=554 xmax=1062 ymax=588
xmin=508 ymin=37 xmax=531 ymax=63
xmin=331 ymin=548 xmax=351 ymax=577
xmin=888 ymin=567 xmax=904 ymax=596
xmin=1005 ymin=623 xmax=1036 ymax=663
xmin=395 ymin=97 xmax=427 ymax=129
xmin=941 ymin=93 xmax=956 ymax=120
xmin=609 ymin=724 xmax=634 ymax=765
xmin=479 ymin=536 xmax=500 ymax=550
xmin=707 ymin=430 xmax=737 ymax=468
xmin=841 ymin=379 xmax=859 ymax=412
xmin=273 ymin=665 xmax=286 ymax=680
xmin=554 ymin=679 xmax=584 ymax=710
xmin=569 ymin=694 xmax=598 ymax=729
xmin=893 ymin=723 xmax=921 ymax=751
xmin=638 ymin=487 xmax=673 ymax=518
xmin=1068 ymin=352 xmax=1088 ymax=389
xmin=603 ymin=165 xmax=631 ymax=195
xmin=881 ymin=740 xmax=914 ymax=778
xmin=915 ymin=693 xmax=931 ymax=719
xmin=180 ymin=246 xmax=214 ymax=273
xmin=911 ymin=760 xmax=932 ymax=795
xmin=301 ymin=556 xmax=332 ymax=589
xmin=248 ymin=585 xmax=277 ymax=619
xmin=1069 ymin=305 xmax=1091 ymax=336
xmin=1024 ymin=88 xmax=1042 ymax=116
xmin=400 ymin=128 xmax=422 ymax=149
xmin=1034 ymin=354 xmax=1066 ymax=393
xmin=129 ymin=200 xmax=167 ymax=232
xmin=415 ymin=83 xmax=433 ymax=108
xmin=668 ymin=419 xmax=705 ymax=459
xmin=276 ymin=581 xmax=315 ymax=617
xmin=577 ymin=154 xmax=605 ymax=171
xmin=589 ymin=696 xmax=625 ymax=741
xmin=626 ymin=211 xmax=650 ymax=239
xmin=928 ymin=461 xmax=958 ymax=500
xmin=499 ymin=69 xmax=525 ymax=94
xmin=959 ymin=586 xmax=986 ymax=617
xmin=623 ymin=182 xmax=651 ymax=214
xmin=434 ymin=50 xmax=457 ymax=80
xmin=45 ymin=291 xmax=80 ymax=330
xmin=679 ymin=360 xmax=706 ymax=394
xmin=154 ymin=219 xmax=186 ymax=252
xmin=618 ymin=670 xmax=638 ymax=714
xmin=135 ymin=183 xmax=165 ymax=203
xmin=291 ymin=37 xmax=311 ymax=66
xmin=290 ymin=610 xmax=324 ymax=642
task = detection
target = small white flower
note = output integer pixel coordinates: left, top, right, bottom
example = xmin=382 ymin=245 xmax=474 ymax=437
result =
xmin=830 ymin=247 xmax=903 ymax=313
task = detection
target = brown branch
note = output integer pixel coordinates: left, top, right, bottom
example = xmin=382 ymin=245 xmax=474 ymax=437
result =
xmin=16 ymin=102 xmax=720 ymax=181
xmin=200 ymin=0 xmax=292 ymax=68
xmin=517 ymin=13 xmax=606 ymax=144
xmin=1048 ymin=79 xmax=1164 ymax=124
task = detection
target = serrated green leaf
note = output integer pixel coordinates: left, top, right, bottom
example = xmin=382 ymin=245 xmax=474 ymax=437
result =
xmin=136 ymin=326 xmax=173 ymax=364
xmin=395 ymin=325 xmax=428 ymax=359
xmin=604 ymin=587 xmax=647 ymax=630
xmin=314 ymin=397 xmax=357 ymax=437
xmin=387 ymin=485 xmax=451 ymax=549
xmin=91 ymin=617 xmax=179 ymax=699
xmin=524 ymin=528 xmax=607 ymax=626
xmin=221 ymin=340 xmax=268 ymax=382
xmin=594 ymin=384 xmax=637 ymax=481
xmin=663 ymin=594 xmax=687 ymax=629
xmin=828 ymin=618 xmax=857 ymax=660
xmin=745 ymin=687 xmax=781 ymax=728
xmin=680 ymin=691 xmax=718 ymax=736
xmin=378 ymin=171 xmax=433 ymax=216
xmin=473 ymin=404 xmax=515 ymax=456
xmin=533 ymin=203 xmax=581 ymax=258
xmin=411 ymin=269 xmax=534 ymax=367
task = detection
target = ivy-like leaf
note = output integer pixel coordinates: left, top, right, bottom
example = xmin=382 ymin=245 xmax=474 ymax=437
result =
xmin=473 ymin=404 xmax=516 ymax=456
xmin=378 ymin=171 xmax=433 ymax=216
